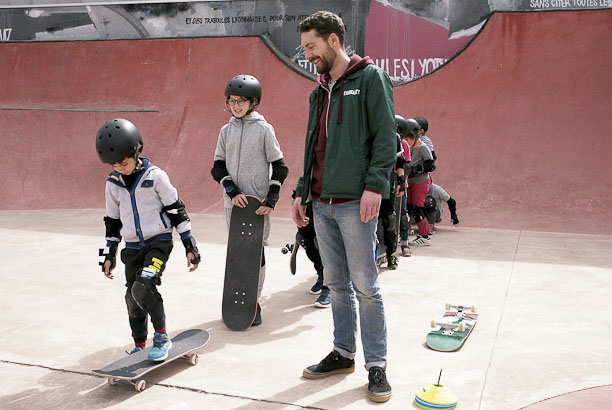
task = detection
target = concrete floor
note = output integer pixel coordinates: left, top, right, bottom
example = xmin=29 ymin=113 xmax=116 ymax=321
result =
xmin=1 ymin=209 xmax=611 ymax=410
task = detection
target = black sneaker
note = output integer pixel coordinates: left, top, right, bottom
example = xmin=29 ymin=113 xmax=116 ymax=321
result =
xmin=251 ymin=304 xmax=262 ymax=326
xmin=367 ymin=366 xmax=391 ymax=402
xmin=310 ymin=278 xmax=324 ymax=295
xmin=303 ymin=351 xmax=355 ymax=379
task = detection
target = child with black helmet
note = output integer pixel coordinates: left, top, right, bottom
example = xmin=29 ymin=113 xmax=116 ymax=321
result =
xmin=211 ymin=75 xmax=289 ymax=326
xmin=96 ymin=118 xmax=201 ymax=361
xmin=402 ymin=117 xmax=436 ymax=246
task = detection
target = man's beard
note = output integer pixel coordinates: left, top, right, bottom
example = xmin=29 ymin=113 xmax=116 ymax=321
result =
xmin=312 ymin=45 xmax=337 ymax=75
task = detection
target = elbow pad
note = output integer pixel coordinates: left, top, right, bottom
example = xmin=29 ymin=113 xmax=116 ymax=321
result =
xmin=396 ymin=155 xmax=406 ymax=169
xmin=211 ymin=160 xmax=229 ymax=183
xmin=104 ymin=216 xmax=122 ymax=241
xmin=271 ymin=158 xmax=289 ymax=185
xmin=423 ymin=159 xmax=436 ymax=173
xmin=162 ymin=199 xmax=190 ymax=227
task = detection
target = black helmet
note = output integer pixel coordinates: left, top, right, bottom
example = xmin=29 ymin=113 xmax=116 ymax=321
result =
xmin=415 ymin=116 xmax=429 ymax=132
xmin=405 ymin=118 xmax=421 ymax=136
xmin=424 ymin=195 xmax=437 ymax=211
xmin=395 ymin=115 xmax=408 ymax=137
xmin=225 ymin=74 xmax=262 ymax=102
xmin=96 ymin=118 xmax=143 ymax=164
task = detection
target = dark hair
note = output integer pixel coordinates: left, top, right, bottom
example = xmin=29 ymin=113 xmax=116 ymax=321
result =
xmin=298 ymin=11 xmax=345 ymax=45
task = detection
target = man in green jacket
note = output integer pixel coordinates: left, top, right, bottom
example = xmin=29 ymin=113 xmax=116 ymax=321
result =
xmin=292 ymin=11 xmax=396 ymax=403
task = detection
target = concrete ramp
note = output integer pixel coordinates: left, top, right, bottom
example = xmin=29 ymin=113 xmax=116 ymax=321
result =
xmin=1 ymin=10 xmax=611 ymax=234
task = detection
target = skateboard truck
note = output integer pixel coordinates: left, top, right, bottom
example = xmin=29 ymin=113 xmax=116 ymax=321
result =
xmin=430 ymin=320 xmax=466 ymax=335
xmin=281 ymin=243 xmax=294 ymax=254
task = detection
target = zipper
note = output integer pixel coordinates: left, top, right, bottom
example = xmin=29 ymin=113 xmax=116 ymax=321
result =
xmin=234 ymin=120 xmax=244 ymax=184
xmin=125 ymin=166 xmax=148 ymax=247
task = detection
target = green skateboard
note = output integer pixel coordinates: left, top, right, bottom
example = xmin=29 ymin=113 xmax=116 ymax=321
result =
xmin=426 ymin=304 xmax=477 ymax=352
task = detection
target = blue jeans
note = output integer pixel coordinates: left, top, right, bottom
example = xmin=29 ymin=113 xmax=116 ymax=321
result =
xmin=313 ymin=199 xmax=387 ymax=369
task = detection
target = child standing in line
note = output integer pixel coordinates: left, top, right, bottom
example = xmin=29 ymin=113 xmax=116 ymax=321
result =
xmin=404 ymin=117 xmax=436 ymax=246
xmin=414 ymin=116 xmax=437 ymax=161
xmin=395 ymin=115 xmax=416 ymax=257
xmin=210 ymin=75 xmax=289 ymax=326
xmin=96 ymin=118 xmax=201 ymax=361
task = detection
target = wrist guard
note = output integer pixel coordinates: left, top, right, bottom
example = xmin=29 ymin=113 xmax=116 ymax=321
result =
xmin=182 ymin=236 xmax=201 ymax=264
xmin=397 ymin=175 xmax=406 ymax=192
xmin=262 ymin=184 xmax=280 ymax=209
xmin=99 ymin=245 xmax=118 ymax=272
xmin=222 ymin=179 xmax=241 ymax=199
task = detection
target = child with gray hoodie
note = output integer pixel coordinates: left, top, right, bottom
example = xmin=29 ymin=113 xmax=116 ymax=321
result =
xmin=211 ymin=75 xmax=289 ymax=326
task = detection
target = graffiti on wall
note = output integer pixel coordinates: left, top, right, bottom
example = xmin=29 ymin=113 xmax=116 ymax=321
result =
xmin=0 ymin=0 xmax=609 ymax=81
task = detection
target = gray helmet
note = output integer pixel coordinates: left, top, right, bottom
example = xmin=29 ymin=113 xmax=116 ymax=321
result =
xmin=405 ymin=118 xmax=421 ymax=136
xmin=225 ymin=74 xmax=262 ymax=102
xmin=395 ymin=115 xmax=408 ymax=137
xmin=415 ymin=116 xmax=429 ymax=132
xmin=95 ymin=118 xmax=143 ymax=164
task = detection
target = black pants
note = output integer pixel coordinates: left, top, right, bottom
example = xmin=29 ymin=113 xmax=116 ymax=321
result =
xmin=121 ymin=240 xmax=173 ymax=343
xmin=297 ymin=203 xmax=324 ymax=281
xmin=378 ymin=198 xmax=398 ymax=257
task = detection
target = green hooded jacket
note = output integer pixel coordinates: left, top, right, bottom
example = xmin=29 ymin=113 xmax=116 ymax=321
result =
xmin=295 ymin=55 xmax=397 ymax=203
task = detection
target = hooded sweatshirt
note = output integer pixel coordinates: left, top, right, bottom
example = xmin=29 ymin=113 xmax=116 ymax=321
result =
xmin=310 ymin=54 xmax=374 ymax=199
xmin=214 ymin=111 xmax=283 ymax=208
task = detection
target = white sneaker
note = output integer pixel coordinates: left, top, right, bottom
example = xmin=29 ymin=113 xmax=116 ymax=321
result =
xmin=411 ymin=235 xmax=431 ymax=246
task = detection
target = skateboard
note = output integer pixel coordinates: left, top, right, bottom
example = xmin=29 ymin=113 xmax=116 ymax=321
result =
xmin=281 ymin=240 xmax=299 ymax=275
xmin=393 ymin=194 xmax=402 ymax=254
xmin=426 ymin=304 xmax=478 ymax=352
xmin=92 ymin=329 xmax=210 ymax=392
xmin=222 ymin=195 xmax=265 ymax=331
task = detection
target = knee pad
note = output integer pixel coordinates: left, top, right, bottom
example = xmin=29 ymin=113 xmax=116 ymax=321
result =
xmin=400 ymin=214 xmax=409 ymax=231
xmin=383 ymin=212 xmax=396 ymax=232
xmin=131 ymin=275 xmax=162 ymax=312
xmin=125 ymin=289 xmax=145 ymax=318
xmin=413 ymin=207 xmax=426 ymax=223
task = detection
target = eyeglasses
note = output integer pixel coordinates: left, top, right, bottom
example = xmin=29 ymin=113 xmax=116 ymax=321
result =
xmin=227 ymin=98 xmax=248 ymax=107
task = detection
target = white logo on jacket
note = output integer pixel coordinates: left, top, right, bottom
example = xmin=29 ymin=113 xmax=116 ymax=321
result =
xmin=344 ymin=89 xmax=360 ymax=96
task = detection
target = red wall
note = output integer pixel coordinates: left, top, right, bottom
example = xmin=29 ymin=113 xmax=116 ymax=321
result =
xmin=1 ymin=10 xmax=611 ymax=234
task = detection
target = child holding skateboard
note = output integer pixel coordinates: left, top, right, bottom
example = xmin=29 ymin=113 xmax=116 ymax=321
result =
xmin=96 ymin=118 xmax=201 ymax=361
xmin=211 ymin=74 xmax=289 ymax=325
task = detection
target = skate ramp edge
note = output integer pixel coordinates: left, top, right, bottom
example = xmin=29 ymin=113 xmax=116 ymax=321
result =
xmin=1 ymin=10 xmax=611 ymax=234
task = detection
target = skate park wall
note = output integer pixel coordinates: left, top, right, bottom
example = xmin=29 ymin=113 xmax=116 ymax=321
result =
xmin=0 ymin=10 xmax=610 ymax=235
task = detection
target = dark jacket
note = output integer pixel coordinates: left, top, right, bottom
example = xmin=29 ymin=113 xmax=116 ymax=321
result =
xmin=295 ymin=54 xmax=397 ymax=202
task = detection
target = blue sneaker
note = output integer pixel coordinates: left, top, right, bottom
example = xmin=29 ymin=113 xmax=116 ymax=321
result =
xmin=148 ymin=332 xmax=172 ymax=361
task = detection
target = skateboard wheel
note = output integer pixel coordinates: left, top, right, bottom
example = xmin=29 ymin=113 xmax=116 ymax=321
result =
xmin=430 ymin=320 xmax=436 ymax=328
xmin=445 ymin=303 xmax=450 ymax=310
xmin=459 ymin=322 xmax=466 ymax=332
xmin=471 ymin=305 xmax=477 ymax=313
xmin=189 ymin=354 xmax=199 ymax=366
xmin=107 ymin=378 xmax=116 ymax=386
xmin=135 ymin=379 xmax=146 ymax=392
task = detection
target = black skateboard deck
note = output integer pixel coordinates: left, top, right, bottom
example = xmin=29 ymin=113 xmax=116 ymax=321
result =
xmin=92 ymin=329 xmax=210 ymax=391
xmin=222 ymin=195 xmax=265 ymax=331
xmin=281 ymin=240 xmax=299 ymax=275
xmin=289 ymin=239 xmax=299 ymax=274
